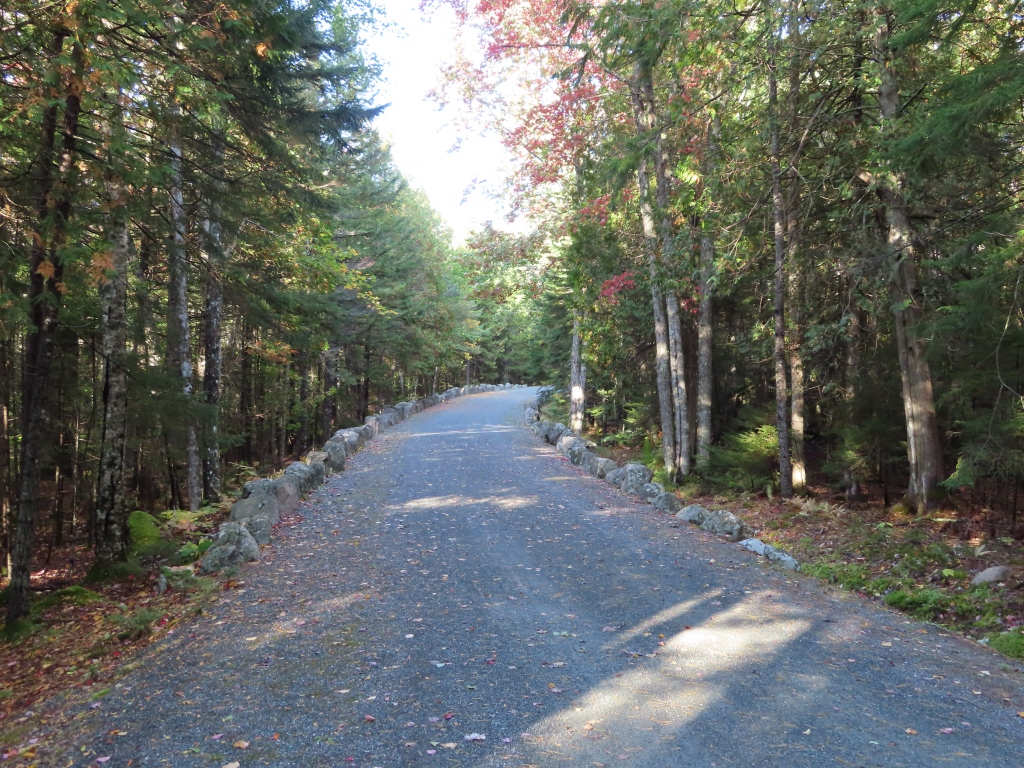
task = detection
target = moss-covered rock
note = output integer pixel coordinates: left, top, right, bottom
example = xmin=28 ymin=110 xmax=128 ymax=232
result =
xmin=128 ymin=511 xmax=176 ymax=559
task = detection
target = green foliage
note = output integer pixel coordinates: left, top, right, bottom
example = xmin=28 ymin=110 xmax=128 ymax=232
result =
xmin=706 ymin=410 xmax=779 ymax=491
xmin=127 ymin=511 xmax=176 ymax=560
xmin=109 ymin=608 xmax=164 ymax=640
xmin=32 ymin=587 xmax=103 ymax=614
xmin=989 ymin=629 xmax=1024 ymax=659
xmin=884 ymin=588 xmax=949 ymax=621
xmin=84 ymin=560 xmax=146 ymax=584
xmin=170 ymin=540 xmax=213 ymax=566
xmin=160 ymin=567 xmax=217 ymax=597
xmin=540 ymin=392 xmax=570 ymax=425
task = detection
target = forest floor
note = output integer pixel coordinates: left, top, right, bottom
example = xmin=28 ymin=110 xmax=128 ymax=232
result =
xmin=0 ymin=390 xmax=1022 ymax=765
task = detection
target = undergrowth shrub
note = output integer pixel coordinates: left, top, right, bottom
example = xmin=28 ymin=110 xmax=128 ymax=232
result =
xmin=109 ymin=608 xmax=164 ymax=640
xmin=706 ymin=409 xmax=778 ymax=492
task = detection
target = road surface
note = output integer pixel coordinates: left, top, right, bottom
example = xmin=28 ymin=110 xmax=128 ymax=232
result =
xmin=69 ymin=388 xmax=1023 ymax=766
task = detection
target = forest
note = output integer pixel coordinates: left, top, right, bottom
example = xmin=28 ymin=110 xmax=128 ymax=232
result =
xmin=3 ymin=0 xmax=1024 ymax=637
xmin=0 ymin=0 xmax=540 ymax=628
xmin=434 ymin=0 xmax=1024 ymax=529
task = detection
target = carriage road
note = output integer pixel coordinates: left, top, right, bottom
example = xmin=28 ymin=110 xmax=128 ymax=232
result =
xmin=69 ymin=387 xmax=1023 ymax=767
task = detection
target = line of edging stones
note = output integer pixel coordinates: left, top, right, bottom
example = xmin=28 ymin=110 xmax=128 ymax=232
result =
xmin=196 ymin=383 xmax=528 ymax=574
xmin=524 ymin=390 xmax=800 ymax=572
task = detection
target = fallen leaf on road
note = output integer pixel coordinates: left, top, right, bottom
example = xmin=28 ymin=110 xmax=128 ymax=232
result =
xmin=426 ymin=749 xmax=436 ymax=755
xmin=940 ymin=728 xmax=954 ymax=734
xmin=233 ymin=740 xmax=249 ymax=749
xmin=464 ymin=733 xmax=486 ymax=741
xmin=905 ymin=728 xmax=917 ymax=735
xmin=364 ymin=715 xmax=376 ymax=722
xmin=211 ymin=733 xmax=223 ymax=740
xmin=222 ymin=763 xmax=239 ymax=768
xmin=442 ymin=742 xmax=457 ymax=749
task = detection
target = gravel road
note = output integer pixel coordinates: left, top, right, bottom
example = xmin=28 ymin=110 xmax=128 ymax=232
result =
xmin=71 ymin=388 xmax=1023 ymax=767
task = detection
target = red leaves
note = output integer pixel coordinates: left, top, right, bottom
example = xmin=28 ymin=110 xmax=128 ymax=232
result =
xmin=598 ymin=271 xmax=636 ymax=306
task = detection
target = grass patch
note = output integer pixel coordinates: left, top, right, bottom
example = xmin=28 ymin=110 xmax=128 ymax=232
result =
xmin=0 ymin=618 xmax=37 ymax=643
xmin=990 ymin=629 xmax=1024 ymax=658
xmin=32 ymin=586 xmax=103 ymax=614
xmin=884 ymin=588 xmax=949 ymax=621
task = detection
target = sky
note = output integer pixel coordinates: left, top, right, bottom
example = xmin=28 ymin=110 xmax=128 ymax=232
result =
xmin=362 ymin=0 xmax=517 ymax=243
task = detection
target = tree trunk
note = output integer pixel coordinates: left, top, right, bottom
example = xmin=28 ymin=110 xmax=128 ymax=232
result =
xmin=7 ymin=28 xmax=82 ymax=626
xmin=785 ymin=0 xmax=806 ymax=493
xmin=199 ymin=137 xmax=226 ymax=503
xmin=695 ymin=117 xmax=720 ymax=471
xmin=95 ymin=178 xmax=131 ymax=564
xmin=767 ymin=6 xmax=793 ymax=499
xmin=296 ymin=355 xmax=310 ymax=455
xmin=167 ymin=117 xmax=202 ymax=512
xmin=569 ymin=314 xmax=586 ymax=435
xmin=844 ymin=299 xmax=865 ymax=500
xmin=874 ymin=9 xmax=943 ymax=511
xmin=645 ymin=74 xmax=690 ymax=478
xmin=52 ymin=328 xmax=79 ymax=547
xmin=0 ymin=333 xmax=10 ymax=567
xmin=630 ymin=70 xmax=676 ymax=478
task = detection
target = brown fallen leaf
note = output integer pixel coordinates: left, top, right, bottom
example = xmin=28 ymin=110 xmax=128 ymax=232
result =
xmin=364 ymin=714 xmax=376 ymax=722
xmin=441 ymin=742 xmax=458 ymax=749
xmin=233 ymin=740 xmax=250 ymax=749
xmin=904 ymin=728 xmax=917 ymax=735
xmin=222 ymin=763 xmax=240 ymax=768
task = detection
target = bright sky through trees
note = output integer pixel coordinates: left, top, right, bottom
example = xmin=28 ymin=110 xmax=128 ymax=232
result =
xmin=365 ymin=0 xmax=517 ymax=242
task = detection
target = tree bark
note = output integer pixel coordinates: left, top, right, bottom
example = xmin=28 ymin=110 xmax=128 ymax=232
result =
xmin=8 ymin=28 xmax=82 ymax=626
xmin=785 ymin=0 xmax=806 ymax=493
xmin=95 ymin=178 xmax=131 ymax=564
xmin=199 ymin=136 xmax=226 ymax=503
xmin=695 ymin=116 xmax=720 ymax=471
xmin=767 ymin=4 xmax=793 ymax=499
xmin=167 ymin=115 xmax=202 ymax=512
xmin=0 ymin=333 xmax=10 ymax=568
xmin=844 ymin=297 xmax=865 ymax=500
xmin=645 ymin=74 xmax=690 ymax=478
xmin=569 ymin=314 xmax=586 ymax=435
xmin=630 ymin=69 xmax=676 ymax=478
xmin=874 ymin=9 xmax=943 ymax=512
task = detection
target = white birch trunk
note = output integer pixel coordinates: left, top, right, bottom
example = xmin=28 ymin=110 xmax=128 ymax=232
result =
xmin=569 ymin=314 xmax=586 ymax=435
xmin=167 ymin=120 xmax=202 ymax=512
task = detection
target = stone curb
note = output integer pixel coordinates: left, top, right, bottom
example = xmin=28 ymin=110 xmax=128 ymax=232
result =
xmin=522 ymin=399 xmax=800 ymax=570
xmin=197 ymin=383 xmax=527 ymax=574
